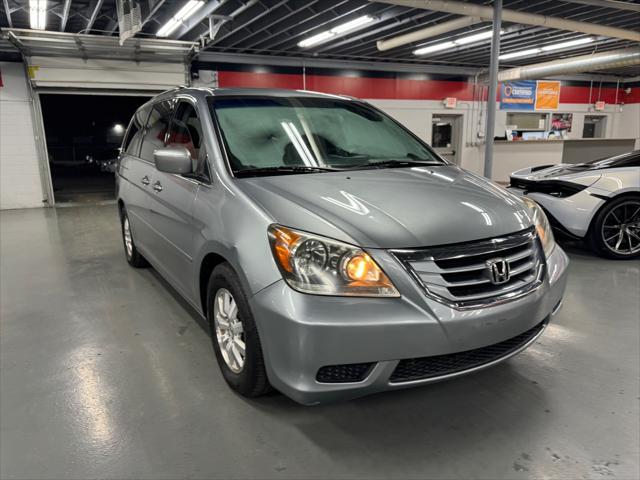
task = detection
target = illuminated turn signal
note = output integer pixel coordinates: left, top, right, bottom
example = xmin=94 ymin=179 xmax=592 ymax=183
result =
xmin=270 ymin=226 xmax=300 ymax=273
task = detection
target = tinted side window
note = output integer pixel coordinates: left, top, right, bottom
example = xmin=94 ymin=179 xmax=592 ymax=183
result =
xmin=139 ymin=100 xmax=173 ymax=163
xmin=167 ymin=101 xmax=208 ymax=177
xmin=123 ymin=106 xmax=150 ymax=156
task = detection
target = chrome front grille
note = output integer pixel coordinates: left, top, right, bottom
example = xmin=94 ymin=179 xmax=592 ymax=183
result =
xmin=392 ymin=228 xmax=545 ymax=308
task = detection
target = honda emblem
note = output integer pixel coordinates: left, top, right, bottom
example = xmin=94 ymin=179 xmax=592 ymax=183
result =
xmin=486 ymin=258 xmax=510 ymax=285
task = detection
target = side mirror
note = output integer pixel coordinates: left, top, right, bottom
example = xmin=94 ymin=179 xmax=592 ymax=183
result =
xmin=154 ymin=146 xmax=192 ymax=174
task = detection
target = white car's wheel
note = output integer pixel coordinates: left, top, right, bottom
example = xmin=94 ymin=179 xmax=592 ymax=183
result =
xmin=589 ymin=196 xmax=640 ymax=259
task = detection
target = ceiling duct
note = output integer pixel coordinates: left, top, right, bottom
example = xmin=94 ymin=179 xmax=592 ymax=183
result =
xmin=370 ymin=0 xmax=640 ymax=42
xmin=377 ymin=16 xmax=482 ymax=51
xmin=117 ymin=0 xmax=143 ymax=45
xmin=497 ymin=47 xmax=640 ymax=80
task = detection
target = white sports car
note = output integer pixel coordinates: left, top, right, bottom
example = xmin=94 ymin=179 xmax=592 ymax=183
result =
xmin=509 ymin=150 xmax=640 ymax=259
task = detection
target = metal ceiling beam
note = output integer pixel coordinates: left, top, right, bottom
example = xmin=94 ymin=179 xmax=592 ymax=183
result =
xmin=204 ymin=0 xmax=282 ymax=47
xmin=370 ymin=0 xmax=640 ymax=42
xmin=60 ymin=0 xmax=72 ymax=32
xmin=168 ymin=0 xmax=227 ymax=39
xmin=560 ymin=0 xmax=640 ymax=12
xmin=314 ymin=7 xmax=435 ymax=54
xmin=252 ymin=2 xmax=370 ymax=52
xmin=141 ymin=0 xmax=167 ymax=28
xmin=236 ymin=1 xmax=351 ymax=52
xmin=357 ymin=1 xmax=638 ymax=63
xmin=85 ymin=0 xmax=104 ymax=33
xmin=196 ymin=50 xmax=479 ymax=76
xmin=344 ymin=0 xmax=573 ymax=57
xmin=377 ymin=15 xmax=481 ymax=51
xmin=218 ymin=0 xmax=322 ymax=52
xmin=3 ymin=0 xmax=13 ymax=28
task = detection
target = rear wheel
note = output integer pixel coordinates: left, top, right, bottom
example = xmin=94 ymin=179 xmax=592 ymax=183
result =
xmin=120 ymin=207 xmax=148 ymax=268
xmin=206 ymin=263 xmax=271 ymax=398
xmin=588 ymin=196 xmax=640 ymax=259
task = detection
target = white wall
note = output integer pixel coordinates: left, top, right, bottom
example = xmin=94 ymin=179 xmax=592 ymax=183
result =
xmin=368 ymin=99 xmax=484 ymax=174
xmin=0 ymin=62 xmax=45 ymax=210
xmin=613 ymin=103 xmax=640 ymax=140
xmin=369 ymin=98 xmax=639 ymax=181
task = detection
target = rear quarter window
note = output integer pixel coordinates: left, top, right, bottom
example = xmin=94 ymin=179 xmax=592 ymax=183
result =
xmin=123 ymin=106 xmax=151 ymax=156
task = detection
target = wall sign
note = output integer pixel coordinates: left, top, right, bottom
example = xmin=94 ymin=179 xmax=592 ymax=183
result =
xmin=500 ymin=80 xmax=536 ymax=110
xmin=595 ymin=100 xmax=606 ymax=111
xmin=535 ymin=81 xmax=561 ymax=110
xmin=500 ymin=80 xmax=561 ymax=111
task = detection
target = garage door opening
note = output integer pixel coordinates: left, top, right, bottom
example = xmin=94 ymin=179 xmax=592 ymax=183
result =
xmin=40 ymin=94 xmax=150 ymax=204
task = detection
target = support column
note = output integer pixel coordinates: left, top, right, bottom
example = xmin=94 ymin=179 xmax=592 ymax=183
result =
xmin=483 ymin=0 xmax=503 ymax=179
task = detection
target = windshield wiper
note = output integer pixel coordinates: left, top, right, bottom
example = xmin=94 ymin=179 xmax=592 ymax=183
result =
xmin=343 ymin=159 xmax=444 ymax=170
xmin=235 ymin=165 xmax=340 ymax=177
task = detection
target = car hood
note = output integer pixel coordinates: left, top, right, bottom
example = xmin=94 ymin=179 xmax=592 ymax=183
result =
xmin=236 ymin=166 xmax=534 ymax=249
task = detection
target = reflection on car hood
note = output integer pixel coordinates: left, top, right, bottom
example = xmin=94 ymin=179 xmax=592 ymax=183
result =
xmin=237 ymin=166 xmax=534 ymax=248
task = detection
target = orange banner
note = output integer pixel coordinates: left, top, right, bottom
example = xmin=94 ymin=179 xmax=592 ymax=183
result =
xmin=535 ymin=81 xmax=561 ymax=110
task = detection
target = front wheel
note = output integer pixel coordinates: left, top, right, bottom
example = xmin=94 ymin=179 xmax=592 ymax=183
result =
xmin=588 ymin=196 xmax=640 ymax=259
xmin=206 ymin=263 xmax=271 ymax=398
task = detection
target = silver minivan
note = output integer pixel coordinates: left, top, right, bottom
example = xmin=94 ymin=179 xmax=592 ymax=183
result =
xmin=117 ymin=87 xmax=568 ymax=405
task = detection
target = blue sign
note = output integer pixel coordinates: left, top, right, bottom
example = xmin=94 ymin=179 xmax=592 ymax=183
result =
xmin=500 ymin=81 xmax=536 ymax=110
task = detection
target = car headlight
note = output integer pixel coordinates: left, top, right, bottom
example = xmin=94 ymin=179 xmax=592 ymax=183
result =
xmin=268 ymin=225 xmax=399 ymax=297
xmin=522 ymin=197 xmax=556 ymax=257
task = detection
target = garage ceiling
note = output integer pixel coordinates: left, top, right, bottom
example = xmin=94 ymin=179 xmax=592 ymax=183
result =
xmin=1 ymin=0 xmax=639 ymax=76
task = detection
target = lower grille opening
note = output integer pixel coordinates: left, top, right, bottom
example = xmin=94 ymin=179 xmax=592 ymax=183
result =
xmin=316 ymin=362 xmax=375 ymax=383
xmin=390 ymin=321 xmax=546 ymax=383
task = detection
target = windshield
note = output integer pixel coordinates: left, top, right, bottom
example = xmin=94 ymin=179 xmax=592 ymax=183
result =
xmin=569 ymin=151 xmax=640 ymax=170
xmin=209 ymin=96 xmax=445 ymax=176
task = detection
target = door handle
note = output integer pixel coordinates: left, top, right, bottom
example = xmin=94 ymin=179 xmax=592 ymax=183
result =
xmin=153 ymin=181 xmax=163 ymax=193
xmin=141 ymin=176 xmax=150 ymax=186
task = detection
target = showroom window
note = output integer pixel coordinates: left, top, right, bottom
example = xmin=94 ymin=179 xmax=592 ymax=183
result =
xmin=167 ymin=101 xmax=209 ymax=178
xmin=139 ymin=100 xmax=173 ymax=163
xmin=506 ymin=112 xmax=548 ymax=130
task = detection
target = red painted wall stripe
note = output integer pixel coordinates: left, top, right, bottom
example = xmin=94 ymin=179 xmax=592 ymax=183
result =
xmin=217 ymin=70 xmax=640 ymax=104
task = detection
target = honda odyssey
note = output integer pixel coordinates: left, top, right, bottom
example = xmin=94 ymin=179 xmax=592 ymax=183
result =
xmin=116 ymin=87 xmax=568 ymax=405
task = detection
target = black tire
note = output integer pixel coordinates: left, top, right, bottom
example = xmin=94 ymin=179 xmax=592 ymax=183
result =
xmin=206 ymin=263 xmax=271 ymax=398
xmin=588 ymin=195 xmax=640 ymax=259
xmin=120 ymin=206 xmax=149 ymax=268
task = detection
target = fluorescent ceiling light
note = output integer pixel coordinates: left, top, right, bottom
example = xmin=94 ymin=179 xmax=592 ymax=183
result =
xmin=454 ymin=30 xmax=496 ymax=45
xmin=157 ymin=0 xmax=205 ymax=37
xmin=298 ymin=15 xmax=374 ymax=48
xmin=499 ymin=48 xmax=541 ymax=60
xmin=414 ymin=41 xmax=455 ymax=55
xmin=298 ymin=31 xmax=334 ymax=48
xmin=541 ymin=37 xmax=594 ymax=51
xmin=414 ymin=29 xmax=503 ymax=56
xmin=500 ymin=37 xmax=595 ymax=60
xmin=29 ymin=0 xmax=47 ymax=30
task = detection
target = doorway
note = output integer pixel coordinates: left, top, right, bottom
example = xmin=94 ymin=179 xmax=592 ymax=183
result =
xmin=39 ymin=94 xmax=149 ymax=204
xmin=583 ymin=115 xmax=607 ymax=138
xmin=431 ymin=114 xmax=462 ymax=164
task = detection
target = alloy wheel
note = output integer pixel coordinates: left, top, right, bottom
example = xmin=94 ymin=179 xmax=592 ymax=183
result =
xmin=213 ymin=288 xmax=246 ymax=373
xmin=601 ymin=200 xmax=640 ymax=255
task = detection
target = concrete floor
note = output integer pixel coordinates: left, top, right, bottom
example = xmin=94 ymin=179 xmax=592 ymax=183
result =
xmin=1 ymin=205 xmax=639 ymax=480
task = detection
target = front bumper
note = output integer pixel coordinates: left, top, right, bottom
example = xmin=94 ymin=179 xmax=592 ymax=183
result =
xmin=250 ymin=245 xmax=569 ymax=405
